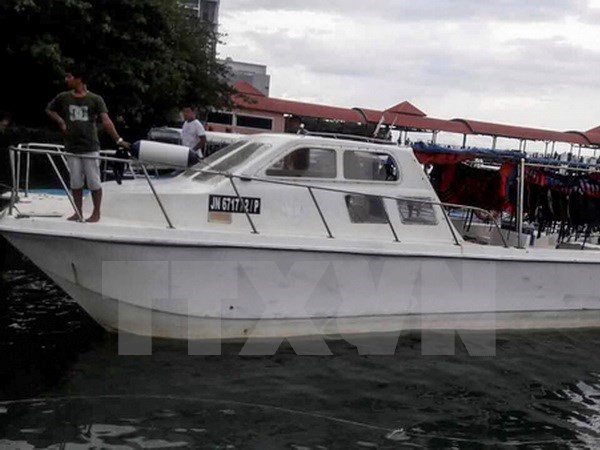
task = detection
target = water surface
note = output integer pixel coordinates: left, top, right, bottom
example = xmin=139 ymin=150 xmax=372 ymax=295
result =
xmin=0 ymin=257 xmax=599 ymax=449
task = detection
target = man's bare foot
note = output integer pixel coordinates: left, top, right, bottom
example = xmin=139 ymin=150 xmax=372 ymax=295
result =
xmin=86 ymin=214 xmax=101 ymax=223
xmin=67 ymin=214 xmax=81 ymax=222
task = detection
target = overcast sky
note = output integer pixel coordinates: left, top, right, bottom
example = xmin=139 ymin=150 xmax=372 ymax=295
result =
xmin=218 ymin=0 xmax=600 ymax=135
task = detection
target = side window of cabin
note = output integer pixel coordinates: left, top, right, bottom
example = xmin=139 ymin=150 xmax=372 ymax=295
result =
xmin=344 ymin=151 xmax=399 ymax=182
xmin=266 ymin=148 xmax=337 ymax=178
xmin=397 ymin=198 xmax=438 ymax=225
xmin=346 ymin=195 xmax=388 ymax=224
xmin=236 ymin=114 xmax=273 ymax=131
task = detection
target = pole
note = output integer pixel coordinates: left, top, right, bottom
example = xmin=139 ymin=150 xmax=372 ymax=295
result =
xmin=16 ymin=150 xmax=21 ymax=195
xmin=140 ymin=164 xmax=175 ymax=229
xmin=517 ymin=158 xmax=526 ymax=248
xmin=25 ymin=152 xmax=31 ymax=198
xmin=307 ymin=187 xmax=334 ymax=239
xmin=228 ymin=176 xmax=258 ymax=234
xmin=8 ymin=149 xmax=16 ymax=215
xmin=46 ymin=154 xmax=84 ymax=223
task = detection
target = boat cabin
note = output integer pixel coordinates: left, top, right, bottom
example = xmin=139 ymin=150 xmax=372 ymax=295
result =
xmin=102 ymin=134 xmax=459 ymax=245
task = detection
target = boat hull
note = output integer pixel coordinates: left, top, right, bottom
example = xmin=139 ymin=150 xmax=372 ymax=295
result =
xmin=4 ymin=231 xmax=600 ymax=340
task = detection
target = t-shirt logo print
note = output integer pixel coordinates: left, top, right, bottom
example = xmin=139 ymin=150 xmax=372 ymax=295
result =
xmin=69 ymin=105 xmax=90 ymax=122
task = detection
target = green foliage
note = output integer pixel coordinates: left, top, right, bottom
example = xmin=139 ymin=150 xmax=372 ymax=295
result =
xmin=0 ymin=0 xmax=233 ymax=129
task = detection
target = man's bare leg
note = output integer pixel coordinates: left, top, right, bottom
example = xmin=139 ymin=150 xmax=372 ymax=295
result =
xmin=86 ymin=189 xmax=102 ymax=223
xmin=67 ymin=189 xmax=83 ymax=221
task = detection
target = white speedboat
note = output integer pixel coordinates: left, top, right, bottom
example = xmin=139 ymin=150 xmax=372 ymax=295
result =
xmin=1 ymin=134 xmax=599 ymax=340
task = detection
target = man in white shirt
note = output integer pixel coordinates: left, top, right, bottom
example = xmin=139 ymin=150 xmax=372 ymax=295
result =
xmin=181 ymin=106 xmax=206 ymax=157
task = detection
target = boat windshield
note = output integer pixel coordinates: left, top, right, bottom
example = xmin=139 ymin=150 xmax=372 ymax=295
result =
xmin=182 ymin=140 xmax=248 ymax=178
xmin=184 ymin=141 xmax=269 ymax=182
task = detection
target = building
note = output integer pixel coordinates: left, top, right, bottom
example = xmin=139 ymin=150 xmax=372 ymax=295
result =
xmin=204 ymin=81 xmax=600 ymax=156
xmin=180 ymin=0 xmax=220 ymax=32
xmin=222 ymin=58 xmax=271 ymax=96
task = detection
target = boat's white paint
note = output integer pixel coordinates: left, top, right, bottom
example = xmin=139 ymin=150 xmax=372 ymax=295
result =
xmin=3 ymin=226 xmax=600 ymax=339
xmin=31 ymin=269 xmax=600 ymax=341
xmin=2 ymin=134 xmax=600 ymax=339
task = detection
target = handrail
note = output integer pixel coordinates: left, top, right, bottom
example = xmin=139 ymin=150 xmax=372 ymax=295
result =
xmin=304 ymin=131 xmax=397 ymax=146
xmin=307 ymin=187 xmax=334 ymax=239
xmin=381 ymin=196 xmax=401 ymax=243
xmin=46 ymin=153 xmax=84 ymax=222
xmin=191 ymin=167 xmax=508 ymax=247
xmin=7 ymin=145 xmax=175 ymax=229
xmin=525 ymin=162 xmax=600 ymax=173
xmin=17 ymin=142 xmax=65 ymax=150
xmin=9 ymin=146 xmax=130 ymax=163
xmin=8 ymin=148 xmax=17 ymax=216
xmin=16 ymin=151 xmax=21 ymax=202
xmin=228 ymin=175 xmax=258 ymax=234
xmin=17 ymin=143 xmax=70 ymax=174
xmin=25 ymin=152 xmax=31 ymax=197
xmin=139 ymin=164 xmax=175 ymax=229
xmin=7 ymin=145 xmax=509 ymax=247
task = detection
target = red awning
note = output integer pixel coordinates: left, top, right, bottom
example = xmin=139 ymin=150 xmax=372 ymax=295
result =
xmin=229 ymin=81 xmax=599 ymax=147
xmin=233 ymin=82 xmax=363 ymax=123
xmin=452 ymin=119 xmax=590 ymax=145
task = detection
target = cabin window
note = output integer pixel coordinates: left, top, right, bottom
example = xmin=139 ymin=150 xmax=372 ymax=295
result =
xmin=397 ymin=198 xmax=438 ymax=225
xmin=266 ymin=148 xmax=337 ymax=178
xmin=344 ymin=151 xmax=399 ymax=182
xmin=188 ymin=142 xmax=263 ymax=182
xmin=207 ymin=111 xmax=234 ymax=125
xmin=236 ymin=114 xmax=273 ymax=130
xmin=184 ymin=140 xmax=248 ymax=178
xmin=345 ymin=195 xmax=388 ymax=224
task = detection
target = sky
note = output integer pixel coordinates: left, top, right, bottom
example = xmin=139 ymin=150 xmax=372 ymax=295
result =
xmin=217 ymin=0 xmax=600 ymax=139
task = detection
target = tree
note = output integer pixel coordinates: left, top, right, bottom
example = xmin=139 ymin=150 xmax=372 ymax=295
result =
xmin=0 ymin=0 xmax=233 ymax=129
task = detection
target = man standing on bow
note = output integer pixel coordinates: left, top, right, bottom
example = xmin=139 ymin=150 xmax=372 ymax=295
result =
xmin=181 ymin=106 xmax=207 ymax=157
xmin=47 ymin=65 xmax=129 ymax=223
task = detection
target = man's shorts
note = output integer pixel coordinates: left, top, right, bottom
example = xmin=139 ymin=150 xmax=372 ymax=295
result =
xmin=67 ymin=152 xmax=102 ymax=191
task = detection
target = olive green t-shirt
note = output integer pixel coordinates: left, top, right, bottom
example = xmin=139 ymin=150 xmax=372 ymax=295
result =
xmin=47 ymin=91 xmax=108 ymax=154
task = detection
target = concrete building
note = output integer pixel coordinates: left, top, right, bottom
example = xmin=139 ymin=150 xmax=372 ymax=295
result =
xmin=180 ymin=0 xmax=220 ymax=32
xmin=223 ymin=58 xmax=271 ymax=96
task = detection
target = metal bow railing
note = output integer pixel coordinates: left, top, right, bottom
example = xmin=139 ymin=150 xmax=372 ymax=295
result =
xmin=7 ymin=145 xmax=174 ymax=229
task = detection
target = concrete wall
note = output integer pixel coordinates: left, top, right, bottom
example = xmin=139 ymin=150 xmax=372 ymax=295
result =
xmin=205 ymin=109 xmax=285 ymax=135
xmin=223 ymin=59 xmax=271 ymax=96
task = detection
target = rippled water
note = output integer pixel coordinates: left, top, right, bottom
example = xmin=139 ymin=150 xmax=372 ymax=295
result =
xmin=1 ymin=253 xmax=600 ymax=448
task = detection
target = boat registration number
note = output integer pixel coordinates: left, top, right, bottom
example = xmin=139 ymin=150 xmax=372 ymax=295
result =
xmin=209 ymin=195 xmax=262 ymax=215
